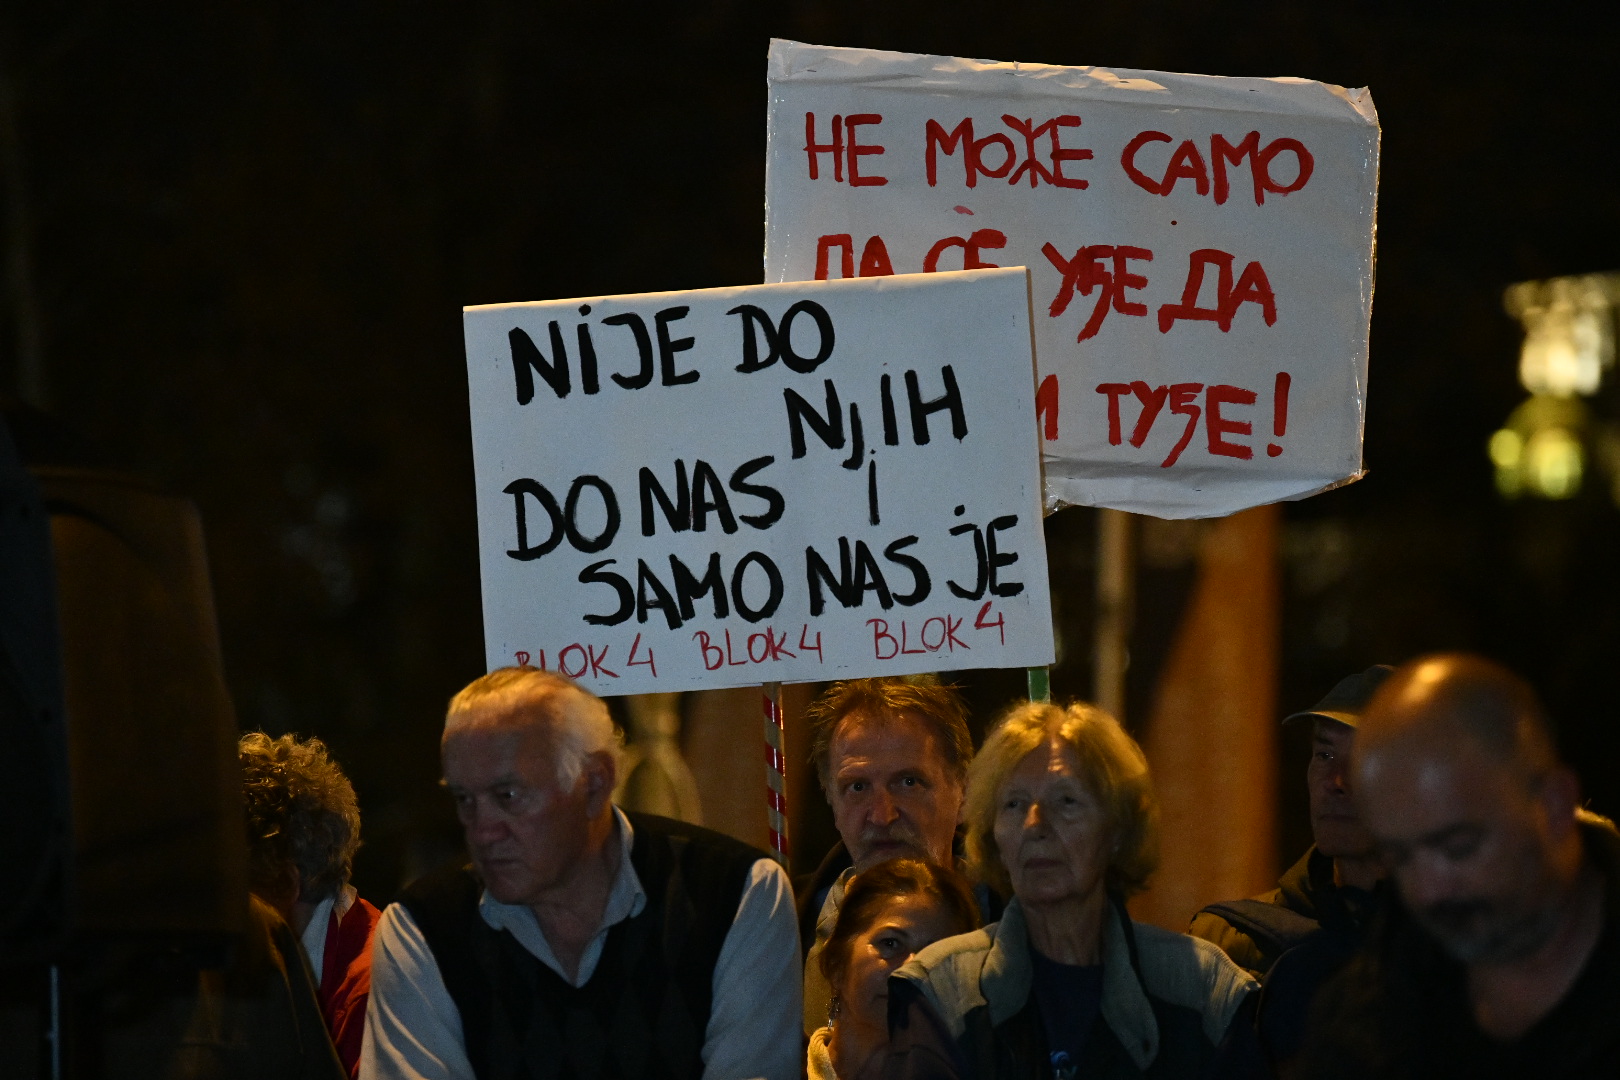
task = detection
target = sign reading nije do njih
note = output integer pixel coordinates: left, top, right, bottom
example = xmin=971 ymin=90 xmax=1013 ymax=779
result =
xmin=464 ymin=268 xmax=1054 ymax=695
xmin=765 ymin=41 xmax=1380 ymax=519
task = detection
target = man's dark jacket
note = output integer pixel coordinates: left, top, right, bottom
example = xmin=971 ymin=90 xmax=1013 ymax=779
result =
xmin=795 ymin=840 xmax=853 ymax=956
xmin=1189 ymin=847 xmax=1374 ymax=979
xmin=1296 ymin=818 xmax=1620 ymax=1080
xmin=1190 ymin=847 xmax=1379 ymax=1071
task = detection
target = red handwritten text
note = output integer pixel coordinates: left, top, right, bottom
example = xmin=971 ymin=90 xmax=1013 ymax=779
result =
xmin=1121 ymin=131 xmax=1314 ymax=205
xmin=1095 ymin=372 xmax=1291 ymax=467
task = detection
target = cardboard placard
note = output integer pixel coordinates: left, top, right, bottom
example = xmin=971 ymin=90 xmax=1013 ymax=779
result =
xmin=464 ymin=268 xmax=1054 ymax=694
xmin=765 ymin=40 xmax=1379 ymax=519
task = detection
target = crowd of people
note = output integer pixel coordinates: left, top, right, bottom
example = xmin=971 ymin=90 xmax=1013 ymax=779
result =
xmin=240 ymin=655 xmax=1620 ymax=1080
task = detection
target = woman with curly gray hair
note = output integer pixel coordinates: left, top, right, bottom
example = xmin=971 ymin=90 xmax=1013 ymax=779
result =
xmin=241 ymin=731 xmax=378 ymax=1078
xmin=880 ymin=701 xmax=1264 ymax=1080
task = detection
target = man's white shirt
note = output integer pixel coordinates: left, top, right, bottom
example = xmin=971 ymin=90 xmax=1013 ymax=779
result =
xmin=360 ymin=807 xmax=802 ymax=1080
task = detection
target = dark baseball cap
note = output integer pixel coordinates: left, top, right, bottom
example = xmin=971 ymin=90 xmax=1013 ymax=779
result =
xmin=1283 ymin=665 xmax=1395 ymax=728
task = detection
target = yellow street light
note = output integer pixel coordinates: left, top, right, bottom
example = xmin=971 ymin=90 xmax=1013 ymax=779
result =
xmin=1491 ymin=272 xmax=1620 ymax=501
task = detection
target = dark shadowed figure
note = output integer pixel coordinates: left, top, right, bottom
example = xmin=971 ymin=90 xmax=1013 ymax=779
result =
xmin=1297 ymin=653 xmax=1620 ymax=1079
xmin=1190 ymin=666 xmax=1390 ymax=1070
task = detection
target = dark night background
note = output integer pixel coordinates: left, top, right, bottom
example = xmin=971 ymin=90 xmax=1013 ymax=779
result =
xmin=3 ymin=2 xmax=1618 ymax=899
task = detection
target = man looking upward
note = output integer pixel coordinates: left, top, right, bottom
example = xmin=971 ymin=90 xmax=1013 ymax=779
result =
xmin=796 ymin=676 xmax=976 ymax=1035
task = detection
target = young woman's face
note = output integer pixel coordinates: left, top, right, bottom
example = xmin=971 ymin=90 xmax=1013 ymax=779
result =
xmin=836 ymin=892 xmax=965 ymax=1035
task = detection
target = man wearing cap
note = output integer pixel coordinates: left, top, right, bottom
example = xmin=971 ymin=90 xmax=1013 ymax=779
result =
xmin=1193 ymin=666 xmax=1391 ymax=974
xmin=1189 ymin=666 xmax=1391 ymax=1068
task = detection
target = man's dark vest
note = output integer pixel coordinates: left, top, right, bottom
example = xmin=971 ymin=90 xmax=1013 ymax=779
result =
xmin=398 ymin=812 xmax=764 ymax=1080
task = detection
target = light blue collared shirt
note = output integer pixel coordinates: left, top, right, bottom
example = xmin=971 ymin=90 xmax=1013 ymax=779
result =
xmin=474 ymin=806 xmax=646 ymax=987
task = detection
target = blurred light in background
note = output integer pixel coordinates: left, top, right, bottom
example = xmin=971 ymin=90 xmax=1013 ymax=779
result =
xmin=1506 ymin=275 xmax=1617 ymax=397
xmin=1490 ymin=397 xmax=1586 ymax=499
xmin=1492 ymin=273 xmax=1620 ymax=501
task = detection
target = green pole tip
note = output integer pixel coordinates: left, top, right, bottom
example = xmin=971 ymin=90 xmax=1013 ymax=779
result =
xmin=1026 ymin=666 xmax=1051 ymax=704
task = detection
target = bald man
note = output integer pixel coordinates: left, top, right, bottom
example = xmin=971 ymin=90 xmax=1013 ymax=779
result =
xmin=362 ymin=668 xmax=801 ymax=1080
xmin=1297 ymin=653 xmax=1620 ymax=1078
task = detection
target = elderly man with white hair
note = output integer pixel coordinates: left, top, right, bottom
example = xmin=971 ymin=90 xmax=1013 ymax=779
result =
xmin=361 ymin=668 xmax=802 ymax=1080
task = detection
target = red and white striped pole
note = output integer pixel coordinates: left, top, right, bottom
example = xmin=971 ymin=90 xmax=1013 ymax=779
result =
xmin=761 ymin=681 xmax=789 ymax=865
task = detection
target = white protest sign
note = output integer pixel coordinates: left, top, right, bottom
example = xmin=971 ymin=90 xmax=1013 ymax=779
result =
xmin=464 ymin=268 xmax=1054 ymax=695
xmin=765 ymin=41 xmax=1379 ymax=519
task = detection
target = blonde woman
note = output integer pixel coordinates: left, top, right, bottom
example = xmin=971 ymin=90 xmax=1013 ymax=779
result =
xmin=882 ymin=702 xmax=1263 ymax=1080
